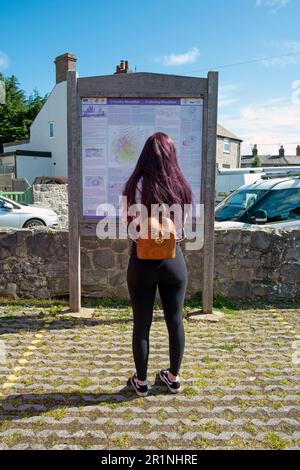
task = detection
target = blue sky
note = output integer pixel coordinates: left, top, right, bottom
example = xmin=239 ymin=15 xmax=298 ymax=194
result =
xmin=0 ymin=0 xmax=300 ymax=154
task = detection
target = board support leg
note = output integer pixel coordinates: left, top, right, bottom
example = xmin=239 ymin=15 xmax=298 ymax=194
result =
xmin=202 ymin=71 xmax=218 ymax=315
xmin=67 ymin=70 xmax=81 ymax=313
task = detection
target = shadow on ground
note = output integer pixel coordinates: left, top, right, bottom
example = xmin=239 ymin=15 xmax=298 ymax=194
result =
xmin=0 ymin=374 xmax=168 ymax=423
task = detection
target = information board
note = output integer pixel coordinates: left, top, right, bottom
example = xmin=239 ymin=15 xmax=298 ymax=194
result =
xmin=81 ymin=97 xmax=203 ymax=217
xmin=67 ymin=69 xmax=218 ymax=314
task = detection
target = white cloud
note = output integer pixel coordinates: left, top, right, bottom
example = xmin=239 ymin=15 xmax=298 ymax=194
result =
xmin=0 ymin=51 xmax=10 ymax=69
xmin=219 ymin=97 xmax=300 ymax=155
xmin=263 ymin=56 xmax=298 ymax=67
xmin=219 ymin=84 xmax=240 ymax=108
xmin=262 ymin=40 xmax=300 ymax=67
xmin=156 ymin=47 xmax=200 ymax=66
xmin=256 ymin=0 xmax=289 ymax=13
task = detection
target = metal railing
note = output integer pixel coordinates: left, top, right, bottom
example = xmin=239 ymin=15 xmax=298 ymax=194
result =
xmin=0 ymin=187 xmax=33 ymax=204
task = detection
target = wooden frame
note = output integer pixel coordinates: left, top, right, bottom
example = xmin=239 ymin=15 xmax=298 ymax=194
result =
xmin=67 ymin=70 xmax=218 ymax=314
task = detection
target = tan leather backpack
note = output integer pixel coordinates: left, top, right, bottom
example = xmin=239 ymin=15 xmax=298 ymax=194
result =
xmin=137 ymin=212 xmax=176 ymax=260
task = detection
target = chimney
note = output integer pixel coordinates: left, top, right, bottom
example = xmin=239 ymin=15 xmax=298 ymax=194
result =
xmin=252 ymin=144 xmax=258 ymax=157
xmin=297 ymin=145 xmax=300 ymax=157
xmin=54 ymin=53 xmax=77 ymax=84
xmin=115 ymin=59 xmax=132 ymax=74
xmin=279 ymin=145 xmax=285 ymax=158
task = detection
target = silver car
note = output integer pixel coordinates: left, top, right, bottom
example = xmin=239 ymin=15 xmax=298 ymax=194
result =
xmin=0 ymin=195 xmax=58 ymax=228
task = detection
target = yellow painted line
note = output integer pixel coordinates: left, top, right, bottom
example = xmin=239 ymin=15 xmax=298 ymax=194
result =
xmin=23 ymin=351 xmax=35 ymax=357
xmin=6 ymin=374 xmax=18 ymax=383
xmin=0 ymin=330 xmax=46 ymax=399
xmin=18 ymin=358 xmax=29 ymax=364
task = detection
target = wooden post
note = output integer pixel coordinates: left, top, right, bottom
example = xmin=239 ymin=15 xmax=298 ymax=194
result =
xmin=67 ymin=70 xmax=81 ymax=312
xmin=202 ymin=71 xmax=218 ymax=314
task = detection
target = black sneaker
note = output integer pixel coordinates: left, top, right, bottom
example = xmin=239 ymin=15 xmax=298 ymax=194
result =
xmin=159 ymin=369 xmax=181 ymax=393
xmin=127 ymin=373 xmax=149 ymax=397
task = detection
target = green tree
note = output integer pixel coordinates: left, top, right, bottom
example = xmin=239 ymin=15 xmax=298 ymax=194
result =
xmin=252 ymin=155 xmax=262 ymax=167
xmin=0 ymin=73 xmax=48 ymax=152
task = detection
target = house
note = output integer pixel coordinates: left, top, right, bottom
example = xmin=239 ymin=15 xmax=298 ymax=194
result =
xmin=216 ymin=124 xmax=243 ymax=169
xmin=241 ymin=144 xmax=300 ymax=168
xmin=0 ymin=54 xmax=73 ymax=182
xmin=0 ymin=52 xmax=243 ymax=182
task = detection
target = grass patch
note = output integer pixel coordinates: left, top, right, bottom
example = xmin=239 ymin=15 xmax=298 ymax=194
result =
xmin=82 ymin=297 xmax=131 ymax=309
xmin=201 ymin=356 xmax=219 ymax=364
xmin=111 ymin=433 xmax=132 ymax=449
xmin=157 ymin=408 xmax=168 ymax=421
xmin=263 ymin=432 xmax=289 ymax=450
xmin=192 ymin=437 xmax=212 ymax=449
xmin=1 ymin=294 xmax=299 ymax=313
xmin=2 ymin=431 xmax=22 ymax=447
xmin=0 ymin=296 xmax=69 ymax=308
xmin=183 ymin=386 xmax=197 ymax=397
xmin=216 ymin=344 xmax=239 ymax=351
xmin=43 ymin=408 xmax=68 ymax=420
xmin=184 ymin=292 xmax=240 ymax=315
xmin=75 ymin=378 xmax=95 ymax=388
xmin=48 ymin=304 xmax=67 ymax=315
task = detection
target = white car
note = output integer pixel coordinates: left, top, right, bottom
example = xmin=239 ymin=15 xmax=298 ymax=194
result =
xmin=0 ymin=195 xmax=58 ymax=229
xmin=215 ymin=177 xmax=300 ymax=229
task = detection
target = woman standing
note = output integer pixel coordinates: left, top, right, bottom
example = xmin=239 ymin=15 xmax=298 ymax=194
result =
xmin=122 ymin=132 xmax=193 ymax=397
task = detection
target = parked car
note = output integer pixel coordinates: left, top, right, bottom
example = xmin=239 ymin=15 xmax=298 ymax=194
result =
xmin=215 ymin=177 xmax=300 ymax=228
xmin=33 ymin=176 xmax=68 ymax=185
xmin=0 ymin=195 xmax=58 ymax=228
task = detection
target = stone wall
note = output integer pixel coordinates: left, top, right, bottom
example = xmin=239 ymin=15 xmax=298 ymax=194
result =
xmin=0 ymin=226 xmax=299 ymax=301
xmin=32 ymin=184 xmax=68 ymax=228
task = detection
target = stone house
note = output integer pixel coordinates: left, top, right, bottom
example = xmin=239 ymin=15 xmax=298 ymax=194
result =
xmin=216 ymin=124 xmax=243 ymax=169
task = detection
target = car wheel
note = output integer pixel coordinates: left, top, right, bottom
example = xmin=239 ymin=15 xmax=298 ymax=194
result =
xmin=23 ymin=218 xmax=46 ymax=228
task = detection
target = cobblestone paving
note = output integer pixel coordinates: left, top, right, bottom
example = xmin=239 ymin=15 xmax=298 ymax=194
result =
xmin=0 ymin=305 xmax=299 ymax=450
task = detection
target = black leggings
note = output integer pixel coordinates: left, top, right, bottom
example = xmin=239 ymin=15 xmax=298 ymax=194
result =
xmin=127 ymin=241 xmax=188 ymax=381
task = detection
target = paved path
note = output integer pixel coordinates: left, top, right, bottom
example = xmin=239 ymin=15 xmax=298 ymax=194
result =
xmin=0 ymin=305 xmax=299 ymax=450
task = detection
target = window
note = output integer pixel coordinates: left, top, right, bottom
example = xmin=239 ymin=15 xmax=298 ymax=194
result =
xmin=49 ymin=122 xmax=54 ymax=138
xmin=247 ymin=188 xmax=300 ymax=223
xmin=215 ymin=189 xmax=267 ymax=222
xmin=0 ymin=197 xmax=19 ymax=209
xmin=223 ymin=138 xmax=231 ymax=154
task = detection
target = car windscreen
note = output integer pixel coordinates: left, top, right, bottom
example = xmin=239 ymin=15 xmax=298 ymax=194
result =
xmin=215 ymin=189 xmax=268 ymax=221
xmin=247 ymin=188 xmax=300 ymax=222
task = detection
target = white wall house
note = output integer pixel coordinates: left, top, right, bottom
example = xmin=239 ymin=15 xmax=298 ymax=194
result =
xmin=1 ymin=53 xmax=76 ymax=180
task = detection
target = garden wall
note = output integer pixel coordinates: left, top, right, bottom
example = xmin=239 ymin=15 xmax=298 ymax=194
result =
xmin=0 ymin=226 xmax=299 ymax=301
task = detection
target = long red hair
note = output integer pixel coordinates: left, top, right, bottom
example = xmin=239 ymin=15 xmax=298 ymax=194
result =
xmin=122 ymin=132 xmax=193 ymax=216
